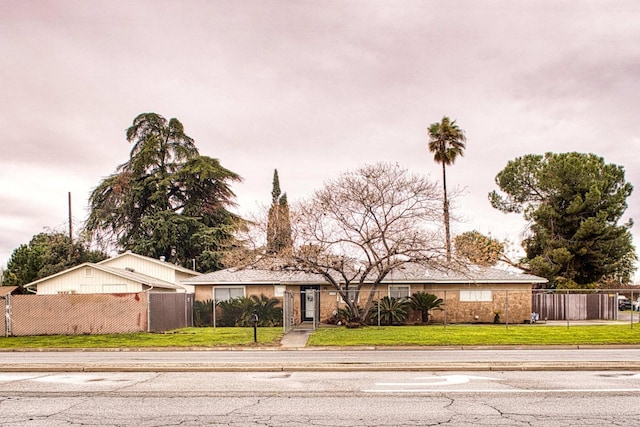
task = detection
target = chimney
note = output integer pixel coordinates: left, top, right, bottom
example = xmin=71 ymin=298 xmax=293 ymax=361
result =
xmin=160 ymin=256 xmax=166 ymax=262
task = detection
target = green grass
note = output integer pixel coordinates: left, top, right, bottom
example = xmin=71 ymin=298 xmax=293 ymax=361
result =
xmin=2 ymin=324 xmax=640 ymax=349
xmin=307 ymin=324 xmax=640 ymax=347
xmin=0 ymin=327 xmax=284 ymax=349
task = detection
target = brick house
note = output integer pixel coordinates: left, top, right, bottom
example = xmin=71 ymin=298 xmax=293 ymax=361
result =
xmin=183 ymin=262 xmax=547 ymax=324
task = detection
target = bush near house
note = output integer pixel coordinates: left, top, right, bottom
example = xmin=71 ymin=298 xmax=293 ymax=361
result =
xmin=193 ymin=300 xmax=214 ymax=327
xmin=409 ymin=292 xmax=444 ymax=324
xmin=332 ymin=292 xmax=446 ymax=327
xmin=216 ymin=294 xmax=283 ymax=327
xmin=369 ymin=297 xmax=410 ymax=326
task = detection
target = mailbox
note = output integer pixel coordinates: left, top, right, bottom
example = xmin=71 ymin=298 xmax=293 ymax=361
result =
xmin=251 ymin=312 xmax=258 ymax=343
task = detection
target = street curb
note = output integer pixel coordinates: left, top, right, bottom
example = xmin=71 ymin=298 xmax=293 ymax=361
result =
xmin=1 ymin=344 xmax=639 ymax=352
xmin=2 ymin=361 xmax=640 ymax=373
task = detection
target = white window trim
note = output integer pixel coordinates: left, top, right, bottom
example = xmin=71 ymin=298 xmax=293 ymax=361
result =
xmin=459 ymin=289 xmax=493 ymax=302
xmin=388 ymin=285 xmax=411 ymax=299
xmin=274 ymin=285 xmax=286 ymax=297
xmin=339 ymin=288 xmax=360 ymax=304
xmin=214 ymin=286 xmax=246 ymax=302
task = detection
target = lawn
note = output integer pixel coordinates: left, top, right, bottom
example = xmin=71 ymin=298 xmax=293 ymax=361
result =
xmin=1 ymin=324 xmax=639 ymax=349
xmin=307 ymin=324 xmax=640 ymax=347
xmin=0 ymin=327 xmax=284 ymax=349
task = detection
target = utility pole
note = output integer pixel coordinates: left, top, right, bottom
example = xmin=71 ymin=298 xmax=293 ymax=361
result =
xmin=68 ymin=192 xmax=73 ymax=240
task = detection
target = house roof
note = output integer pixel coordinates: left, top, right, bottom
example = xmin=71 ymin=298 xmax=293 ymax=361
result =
xmin=24 ymin=263 xmax=184 ymax=291
xmin=383 ymin=263 xmax=548 ymax=284
xmin=0 ymin=286 xmax=19 ymax=296
xmin=98 ymin=251 xmax=199 ymax=276
xmin=184 ymin=261 xmax=547 ymax=285
xmin=185 ymin=266 xmax=327 ymax=284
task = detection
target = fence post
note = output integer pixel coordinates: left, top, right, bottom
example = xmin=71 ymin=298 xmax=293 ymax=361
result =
xmin=505 ymin=289 xmax=509 ymax=329
xmin=377 ymin=290 xmax=381 ymax=328
xmin=146 ymin=291 xmax=151 ymax=332
xmin=631 ymin=289 xmax=634 ymax=330
xmin=443 ymin=290 xmax=447 ymax=328
xmin=4 ymin=295 xmax=10 ymax=337
xmin=213 ymin=298 xmax=217 ymax=329
xmin=314 ymin=289 xmax=320 ymax=330
xmin=565 ymin=289 xmax=570 ymax=328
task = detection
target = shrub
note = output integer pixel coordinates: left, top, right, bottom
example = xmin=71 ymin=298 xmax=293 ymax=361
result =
xmin=193 ymin=299 xmax=214 ymax=326
xmin=217 ymin=294 xmax=283 ymax=327
xmin=251 ymin=294 xmax=283 ymax=327
xmin=369 ymin=296 xmax=410 ymax=326
xmin=409 ymin=292 xmax=444 ymax=324
xmin=336 ymin=305 xmax=365 ymax=327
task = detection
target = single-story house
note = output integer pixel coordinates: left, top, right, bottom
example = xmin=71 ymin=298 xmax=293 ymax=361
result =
xmin=183 ymin=262 xmax=548 ymax=324
xmin=24 ymin=252 xmax=198 ymax=295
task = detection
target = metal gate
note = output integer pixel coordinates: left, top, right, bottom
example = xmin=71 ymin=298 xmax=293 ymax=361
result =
xmin=148 ymin=293 xmax=194 ymax=332
xmin=283 ymin=290 xmax=295 ymax=333
xmin=532 ymin=292 xmax=616 ymax=321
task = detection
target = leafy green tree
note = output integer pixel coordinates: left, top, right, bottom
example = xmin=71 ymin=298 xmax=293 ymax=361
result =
xmin=2 ymin=232 xmax=107 ymax=290
xmin=266 ymin=169 xmax=292 ymax=255
xmin=428 ymin=116 xmax=467 ymax=262
xmin=489 ymin=152 xmax=636 ymax=287
xmin=85 ymin=113 xmax=243 ymax=272
xmin=369 ymin=296 xmax=410 ymax=326
xmin=409 ymin=291 xmax=444 ymax=324
xmin=454 ymin=231 xmax=507 ymax=267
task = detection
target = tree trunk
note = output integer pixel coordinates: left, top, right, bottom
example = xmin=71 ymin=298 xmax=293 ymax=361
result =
xmin=442 ymin=162 xmax=451 ymax=262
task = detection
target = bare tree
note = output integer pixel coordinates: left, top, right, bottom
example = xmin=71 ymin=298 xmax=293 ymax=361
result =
xmin=288 ymin=162 xmax=446 ymax=321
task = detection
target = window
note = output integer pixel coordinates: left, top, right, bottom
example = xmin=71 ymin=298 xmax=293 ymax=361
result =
xmin=459 ymin=289 xmax=493 ymax=302
xmin=389 ymin=285 xmax=410 ymax=299
xmin=339 ymin=288 xmax=360 ymax=303
xmin=214 ymin=287 xmax=245 ymax=302
xmin=85 ymin=268 xmax=93 ymax=278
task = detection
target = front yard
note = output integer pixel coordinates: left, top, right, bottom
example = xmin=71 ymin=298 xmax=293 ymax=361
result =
xmin=1 ymin=324 xmax=639 ymax=349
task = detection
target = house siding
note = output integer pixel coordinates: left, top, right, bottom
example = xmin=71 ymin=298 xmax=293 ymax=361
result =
xmin=101 ymin=256 xmax=178 ymax=283
xmin=33 ymin=267 xmax=145 ymax=295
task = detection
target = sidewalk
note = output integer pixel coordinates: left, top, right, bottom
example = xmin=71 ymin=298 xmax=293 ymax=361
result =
xmin=280 ymin=329 xmax=313 ymax=348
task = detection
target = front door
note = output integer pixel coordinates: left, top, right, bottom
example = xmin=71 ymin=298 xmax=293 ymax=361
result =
xmin=301 ymin=286 xmax=320 ymax=322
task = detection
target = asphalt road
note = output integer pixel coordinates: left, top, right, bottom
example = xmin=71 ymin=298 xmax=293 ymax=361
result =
xmin=1 ymin=370 xmax=640 ymax=426
xmin=2 ymin=348 xmax=640 ymax=372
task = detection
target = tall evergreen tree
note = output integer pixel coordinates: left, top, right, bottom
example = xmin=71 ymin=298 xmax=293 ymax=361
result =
xmin=85 ymin=113 xmax=242 ymax=272
xmin=266 ymin=169 xmax=292 ymax=255
xmin=490 ymin=152 xmax=636 ymax=287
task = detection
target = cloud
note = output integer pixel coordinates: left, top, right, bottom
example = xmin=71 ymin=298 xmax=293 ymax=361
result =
xmin=1 ymin=1 xmax=639 ymax=281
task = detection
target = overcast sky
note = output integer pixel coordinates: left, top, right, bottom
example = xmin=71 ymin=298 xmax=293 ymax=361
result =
xmin=2 ymin=1 xmax=639 ymax=280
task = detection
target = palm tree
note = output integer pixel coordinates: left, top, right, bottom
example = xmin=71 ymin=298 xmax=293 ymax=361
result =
xmin=428 ymin=116 xmax=466 ymax=262
xmin=409 ymin=291 xmax=444 ymax=324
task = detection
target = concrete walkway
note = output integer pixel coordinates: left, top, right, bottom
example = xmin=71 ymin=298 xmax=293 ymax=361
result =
xmin=280 ymin=324 xmax=314 ymax=348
